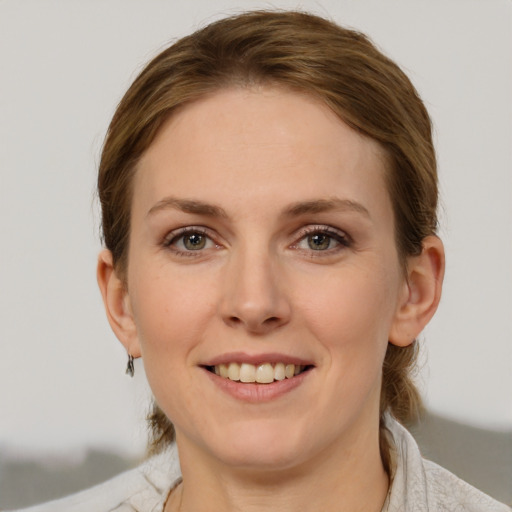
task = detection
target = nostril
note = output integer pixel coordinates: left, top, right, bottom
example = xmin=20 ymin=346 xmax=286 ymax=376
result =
xmin=226 ymin=314 xmax=282 ymax=331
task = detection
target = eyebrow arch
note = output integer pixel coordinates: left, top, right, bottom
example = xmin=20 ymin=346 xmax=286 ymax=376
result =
xmin=148 ymin=197 xmax=370 ymax=219
xmin=283 ymin=198 xmax=371 ymax=218
xmin=147 ymin=197 xmax=228 ymax=218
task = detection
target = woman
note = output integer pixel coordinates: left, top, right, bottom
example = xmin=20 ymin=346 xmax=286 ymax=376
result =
xmin=16 ymin=10 xmax=510 ymax=512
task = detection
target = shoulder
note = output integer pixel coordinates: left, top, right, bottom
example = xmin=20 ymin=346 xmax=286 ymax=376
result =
xmin=6 ymin=445 xmax=181 ymax=512
xmin=421 ymin=458 xmax=511 ymax=512
xmin=386 ymin=417 xmax=511 ymax=512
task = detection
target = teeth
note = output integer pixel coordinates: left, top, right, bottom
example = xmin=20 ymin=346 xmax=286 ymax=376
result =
xmin=256 ymin=363 xmax=274 ymax=384
xmin=219 ymin=364 xmax=229 ymax=378
xmin=212 ymin=362 xmax=307 ymax=383
xmin=274 ymin=362 xmax=286 ymax=381
xmin=239 ymin=363 xmax=256 ymax=383
xmin=227 ymin=362 xmax=240 ymax=381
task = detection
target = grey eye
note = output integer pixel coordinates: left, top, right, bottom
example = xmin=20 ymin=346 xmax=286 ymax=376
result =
xmin=307 ymin=233 xmax=333 ymax=250
xmin=183 ymin=233 xmax=207 ymax=250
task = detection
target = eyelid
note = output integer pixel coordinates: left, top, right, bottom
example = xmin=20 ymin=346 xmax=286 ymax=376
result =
xmin=295 ymin=224 xmax=350 ymax=242
xmin=163 ymin=226 xmax=222 ymax=257
xmin=291 ymin=224 xmax=351 ymax=253
xmin=163 ymin=226 xmax=210 ymax=245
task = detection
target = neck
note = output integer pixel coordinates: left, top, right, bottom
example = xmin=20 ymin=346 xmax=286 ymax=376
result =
xmin=166 ymin=424 xmax=389 ymax=512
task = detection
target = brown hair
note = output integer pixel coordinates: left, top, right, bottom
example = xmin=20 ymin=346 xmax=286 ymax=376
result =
xmin=98 ymin=10 xmax=437 ymax=469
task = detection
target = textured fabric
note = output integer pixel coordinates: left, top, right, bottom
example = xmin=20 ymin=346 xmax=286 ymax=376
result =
xmin=9 ymin=419 xmax=511 ymax=512
xmin=385 ymin=420 xmax=511 ymax=512
xmin=10 ymin=444 xmax=180 ymax=512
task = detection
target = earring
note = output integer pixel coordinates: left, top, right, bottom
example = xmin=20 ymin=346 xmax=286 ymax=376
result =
xmin=125 ymin=354 xmax=135 ymax=377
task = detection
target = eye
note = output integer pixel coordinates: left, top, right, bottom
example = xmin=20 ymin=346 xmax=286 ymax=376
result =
xmin=293 ymin=226 xmax=350 ymax=253
xmin=181 ymin=232 xmax=208 ymax=250
xmin=306 ymin=233 xmax=334 ymax=251
xmin=164 ymin=228 xmax=216 ymax=254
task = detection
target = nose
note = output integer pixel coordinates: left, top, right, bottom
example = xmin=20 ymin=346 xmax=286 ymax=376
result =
xmin=218 ymin=247 xmax=291 ymax=335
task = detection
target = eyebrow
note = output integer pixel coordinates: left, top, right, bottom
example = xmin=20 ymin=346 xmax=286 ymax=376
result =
xmin=283 ymin=198 xmax=371 ymax=218
xmin=147 ymin=197 xmax=228 ymax=218
xmin=147 ymin=196 xmax=370 ymax=219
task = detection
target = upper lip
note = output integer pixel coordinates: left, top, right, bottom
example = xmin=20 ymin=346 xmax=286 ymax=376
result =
xmin=202 ymin=352 xmax=315 ymax=367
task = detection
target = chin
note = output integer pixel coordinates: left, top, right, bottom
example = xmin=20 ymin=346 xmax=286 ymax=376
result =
xmin=214 ymin=445 xmax=304 ymax=472
xmin=202 ymin=420 xmax=315 ymax=471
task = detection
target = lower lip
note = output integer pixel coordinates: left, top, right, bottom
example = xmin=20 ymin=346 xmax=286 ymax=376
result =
xmin=203 ymin=368 xmax=311 ymax=403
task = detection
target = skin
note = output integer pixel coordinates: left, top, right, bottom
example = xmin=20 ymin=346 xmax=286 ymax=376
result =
xmin=98 ymin=87 xmax=444 ymax=512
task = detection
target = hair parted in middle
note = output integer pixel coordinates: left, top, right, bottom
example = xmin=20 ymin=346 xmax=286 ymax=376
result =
xmin=98 ymin=10 xmax=438 ymax=471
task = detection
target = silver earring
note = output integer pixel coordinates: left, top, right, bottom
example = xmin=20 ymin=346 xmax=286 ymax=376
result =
xmin=125 ymin=354 xmax=135 ymax=377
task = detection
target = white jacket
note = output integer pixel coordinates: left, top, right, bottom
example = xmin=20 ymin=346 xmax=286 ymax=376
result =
xmin=10 ymin=419 xmax=511 ymax=512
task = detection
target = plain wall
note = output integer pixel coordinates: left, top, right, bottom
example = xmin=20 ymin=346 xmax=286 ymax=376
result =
xmin=1 ymin=0 xmax=511 ymax=457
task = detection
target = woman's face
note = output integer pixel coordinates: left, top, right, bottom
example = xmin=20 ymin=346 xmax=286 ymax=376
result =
xmin=124 ymin=87 xmax=409 ymax=470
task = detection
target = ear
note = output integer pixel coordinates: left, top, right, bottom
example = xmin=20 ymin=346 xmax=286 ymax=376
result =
xmin=97 ymin=249 xmax=141 ymax=358
xmin=389 ymin=236 xmax=445 ymax=347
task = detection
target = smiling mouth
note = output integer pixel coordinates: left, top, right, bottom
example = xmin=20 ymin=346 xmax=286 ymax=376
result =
xmin=204 ymin=362 xmax=313 ymax=384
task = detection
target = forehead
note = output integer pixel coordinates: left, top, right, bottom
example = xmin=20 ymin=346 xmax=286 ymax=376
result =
xmin=134 ymin=86 xmax=391 ymax=221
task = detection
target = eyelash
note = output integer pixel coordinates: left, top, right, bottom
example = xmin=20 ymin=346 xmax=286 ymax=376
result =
xmin=162 ymin=225 xmax=351 ymax=258
xmin=292 ymin=226 xmax=351 ymax=256
xmin=163 ymin=226 xmax=217 ymax=257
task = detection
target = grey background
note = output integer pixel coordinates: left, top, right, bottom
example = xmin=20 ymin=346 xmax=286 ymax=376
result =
xmin=0 ymin=0 xmax=511 ymax=507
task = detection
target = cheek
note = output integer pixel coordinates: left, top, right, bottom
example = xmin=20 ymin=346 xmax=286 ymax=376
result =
xmin=297 ymin=264 xmax=400 ymax=346
xmin=128 ymin=269 xmax=217 ymax=424
xmin=295 ymin=262 xmax=402 ymax=403
xmin=129 ymin=266 xmax=216 ymax=361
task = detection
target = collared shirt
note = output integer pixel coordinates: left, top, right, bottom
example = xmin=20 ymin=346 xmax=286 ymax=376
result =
xmin=11 ymin=419 xmax=511 ymax=512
